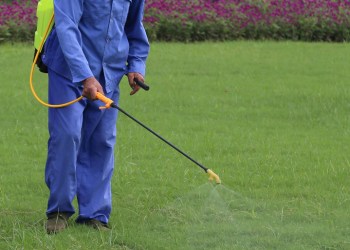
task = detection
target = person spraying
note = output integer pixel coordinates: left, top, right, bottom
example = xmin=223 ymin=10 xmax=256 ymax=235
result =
xmin=35 ymin=0 xmax=150 ymax=234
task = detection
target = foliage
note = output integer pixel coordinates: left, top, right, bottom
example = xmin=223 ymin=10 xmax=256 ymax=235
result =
xmin=145 ymin=0 xmax=350 ymax=42
xmin=1 ymin=0 xmax=350 ymax=42
xmin=0 ymin=0 xmax=36 ymax=42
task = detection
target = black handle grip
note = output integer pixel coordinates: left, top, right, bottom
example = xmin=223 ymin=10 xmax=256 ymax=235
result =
xmin=135 ymin=79 xmax=150 ymax=91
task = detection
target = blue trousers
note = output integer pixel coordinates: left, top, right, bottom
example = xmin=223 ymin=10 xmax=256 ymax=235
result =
xmin=45 ymin=69 xmax=120 ymax=223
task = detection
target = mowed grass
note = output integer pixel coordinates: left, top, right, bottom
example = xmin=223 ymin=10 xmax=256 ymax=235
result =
xmin=0 ymin=41 xmax=349 ymax=249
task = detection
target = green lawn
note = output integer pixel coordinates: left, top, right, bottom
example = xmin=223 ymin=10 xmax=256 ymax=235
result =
xmin=0 ymin=41 xmax=349 ymax=249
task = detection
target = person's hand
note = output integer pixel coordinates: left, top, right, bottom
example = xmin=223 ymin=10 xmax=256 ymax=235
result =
xmin=82 ymin=77 xmax=104 ymax=100
xmin=127 ymin=72 xmax=144 ymax=95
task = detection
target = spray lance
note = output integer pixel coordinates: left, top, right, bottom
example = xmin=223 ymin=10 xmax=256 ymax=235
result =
xmin=30 ymin=0 xmax=221 ymax=184
xmin=95 ymin=91 xmax=221 ymax=184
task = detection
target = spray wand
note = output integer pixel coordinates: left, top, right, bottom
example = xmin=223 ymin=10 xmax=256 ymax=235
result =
xmin=95 ymin=85 xmax=221 ymax=184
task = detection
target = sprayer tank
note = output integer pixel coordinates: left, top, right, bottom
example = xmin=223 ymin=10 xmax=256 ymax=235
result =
xmin=34 ymin=0 xmax=54 ymax=50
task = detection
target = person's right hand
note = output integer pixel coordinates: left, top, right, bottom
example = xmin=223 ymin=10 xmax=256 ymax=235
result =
xmin=82 ymin=77 xmax=104 ymax=100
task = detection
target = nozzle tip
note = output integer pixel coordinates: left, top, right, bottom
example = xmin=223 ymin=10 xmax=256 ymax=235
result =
xmin=207 ymin=169 xmax=221 ymax=184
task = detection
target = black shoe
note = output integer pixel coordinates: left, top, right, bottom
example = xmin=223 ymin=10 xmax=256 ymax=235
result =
xmin=78 ymin=219 xmax=110 ymax=231
xmin=46 ymin=212 xmax=69 ymax=234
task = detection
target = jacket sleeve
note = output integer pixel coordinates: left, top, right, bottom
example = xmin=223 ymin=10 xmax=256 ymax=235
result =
xmin=53 ymin=0 xmax=93 ymax=83
xmin=125 ymin=0 xmax=150 ymax=76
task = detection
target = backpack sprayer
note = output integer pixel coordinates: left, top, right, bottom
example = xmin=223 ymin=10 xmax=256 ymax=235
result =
xmin=30 ymin=0 xmax=221 ymax=184
xmin=30 ymin=0 xmax=83 ymax=108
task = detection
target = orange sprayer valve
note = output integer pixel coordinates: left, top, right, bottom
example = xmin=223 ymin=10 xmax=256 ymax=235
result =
xmin=96 ymin=92 xmax=114 ymax=109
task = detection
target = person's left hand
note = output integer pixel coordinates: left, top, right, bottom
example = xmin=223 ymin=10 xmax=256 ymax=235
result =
xmin=127 ymin=72 xmax=144 ymax=95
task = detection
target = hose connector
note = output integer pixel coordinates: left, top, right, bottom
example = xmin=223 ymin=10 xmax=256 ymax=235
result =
xmin=206 ymin=169 xmax=221 ymax=184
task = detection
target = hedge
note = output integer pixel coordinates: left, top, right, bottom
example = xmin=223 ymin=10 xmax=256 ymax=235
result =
xmin=1 ymin=0 xmax=350 ymax=42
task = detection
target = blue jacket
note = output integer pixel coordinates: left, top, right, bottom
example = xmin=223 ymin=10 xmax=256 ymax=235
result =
xmin=43 ymin=0 xmax=150 ymax=93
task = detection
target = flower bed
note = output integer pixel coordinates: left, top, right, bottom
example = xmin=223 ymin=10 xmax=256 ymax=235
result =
xmin=0 ymin=0 xmax=36 ymax=42
xmin=145 ymin=0 xmax=350 ymax=41
xmin=1 ymin=0 xmax=350 ymax=42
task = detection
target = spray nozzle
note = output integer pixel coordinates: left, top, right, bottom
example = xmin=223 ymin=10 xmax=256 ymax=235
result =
xmin=207 ymin=169 xmax=221 ymax=184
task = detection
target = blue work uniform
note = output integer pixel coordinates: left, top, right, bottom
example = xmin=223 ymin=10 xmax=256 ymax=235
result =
xmin=42 ymin=0 xmax=149 ymax=223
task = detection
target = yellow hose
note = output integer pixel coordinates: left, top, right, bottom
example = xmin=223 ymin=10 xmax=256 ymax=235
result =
xmin=30 ymin=13 xmax=83 ymax=108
